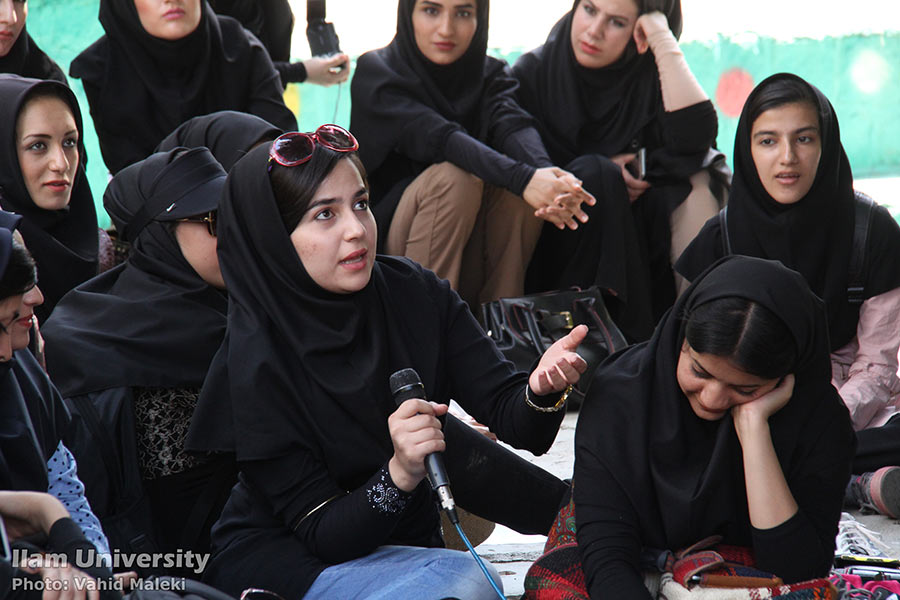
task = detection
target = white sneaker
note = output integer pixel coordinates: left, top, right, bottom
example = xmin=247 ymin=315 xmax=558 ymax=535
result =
xmin=835 ymin=512 xmax=893 ymax=557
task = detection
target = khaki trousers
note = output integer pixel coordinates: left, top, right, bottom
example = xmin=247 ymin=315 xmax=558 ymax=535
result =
xmin=385 ymin=162 xmax=543 ymax=308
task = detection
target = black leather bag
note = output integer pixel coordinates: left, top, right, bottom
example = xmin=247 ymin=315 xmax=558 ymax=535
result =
xmin=481 ymin=287 xmax=628 ymax=398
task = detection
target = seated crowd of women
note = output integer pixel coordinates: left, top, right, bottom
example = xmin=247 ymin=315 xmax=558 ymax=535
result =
xmin=0 ymin=0 xmax=898 ymax=598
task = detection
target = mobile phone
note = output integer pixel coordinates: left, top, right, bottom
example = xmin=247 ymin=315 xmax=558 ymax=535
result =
xmin=626 ymin=148 xmax=647 ymax=180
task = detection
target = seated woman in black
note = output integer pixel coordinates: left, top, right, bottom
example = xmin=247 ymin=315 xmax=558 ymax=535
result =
xmin=0 ymin=216 xmax=113 ymax=571
xmin=185 ymin=125 xmax=587 ymax=599
xmin=42 ymin=147 xmax=232 ymax=566
xmin=0 ymin=75 xmax=98 ymax=322
xmin=513 ymin=0 xmax=722 ymax=337
xmin=155 ymin=110 xmax=283 ymax=172
xmin=70 ymin=0 xmax=298 ymax=174
xmin=675 ymin=73 xmax=900 ymax=517
xmin=572 ymin=255 xmax=854 ymax=598
xmin=0 ymin=0 xmax=67 ymax=82
xmin=350 ymin=0 xmax=594 ymax=309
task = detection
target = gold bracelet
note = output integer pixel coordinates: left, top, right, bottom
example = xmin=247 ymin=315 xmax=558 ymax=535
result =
xmin=524 ymin=384 xmax=572 ymax=413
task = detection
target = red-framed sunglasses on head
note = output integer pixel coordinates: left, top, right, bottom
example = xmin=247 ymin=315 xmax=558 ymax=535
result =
xmin=268 ymin=124 xmax=359 ymax=170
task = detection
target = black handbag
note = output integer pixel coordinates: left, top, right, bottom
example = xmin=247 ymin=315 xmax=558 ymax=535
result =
xmin=481 ymin=286 xmax=628 ymax=398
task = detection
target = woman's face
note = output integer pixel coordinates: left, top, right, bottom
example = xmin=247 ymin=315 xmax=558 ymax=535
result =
xmin=290 ymin=158 xmax=376 ymax=295
xmin=411 ymin=0 xmax=478 ymax=66
xmin=16 ymin=95 xmax=79 ymax=211
xmin=0 ymin=0 xmax=27 ymax=58
xmin=10 ymin=284 xmax=41 ymax=352
xmin=750 ymin=101 xmax=822 ymax=205
xmin=175 ymin=219 xmax=224 ymax=289
xmin=676 ymin=341 xmax=781 ymax=421
xmin=133 ymin=0 xmax=201 ymax=41
xmin=570 ymin=0 xmax=639 ymax=69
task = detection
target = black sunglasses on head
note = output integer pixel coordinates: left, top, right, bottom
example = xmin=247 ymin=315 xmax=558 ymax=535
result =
xmin=176 ymin=210 xmax=217 ymax=237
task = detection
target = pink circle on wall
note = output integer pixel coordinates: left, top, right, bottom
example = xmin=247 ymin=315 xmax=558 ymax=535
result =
xmin=715 ymin=68 xmax=755 ymax=119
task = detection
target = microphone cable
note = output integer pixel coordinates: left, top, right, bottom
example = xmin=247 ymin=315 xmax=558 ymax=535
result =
xmin=451 ymin=518 xmax=506 ymax=600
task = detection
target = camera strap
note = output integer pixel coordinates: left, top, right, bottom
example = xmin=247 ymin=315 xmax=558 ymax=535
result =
xmin=307 ymin=0 xmax=326 ymax=23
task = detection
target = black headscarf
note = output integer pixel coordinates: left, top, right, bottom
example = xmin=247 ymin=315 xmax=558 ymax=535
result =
xmin=207 ymin=0 xmax=294 ymax=62
xmin=0 ymin=75 xmax=98 ymax=323
xmin=512 ymin=0 xmax=682 ymax=166
xmin=155 ymin=110 xmax=282 ymax=172
xmin=186 ymin=145 xmax=467 ymax=491
xmin=0 ymin=27 xmax=67 ymax=83
xmin=42 ymin=148 xmax=228 ymax=398
xmin=575 ymin=255 xmax=853 ymax=553
xmin=350 ymin=0 xmax=534 ymax=177
xmin=0 ymin=215 xmax=69 ymax=492
xmin=675 ymin=74 xmax=900 ymax=350
xmin=70 ymin=0 xmax=297 ymax=174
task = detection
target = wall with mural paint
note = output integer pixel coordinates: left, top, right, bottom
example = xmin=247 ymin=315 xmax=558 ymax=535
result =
xmin=21 ymin=0 xmax=899 ymax=226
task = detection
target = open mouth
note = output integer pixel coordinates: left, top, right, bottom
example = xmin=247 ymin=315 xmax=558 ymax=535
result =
xmin=339 ymin=249 xmax=367 ymax=266
xmin=775 ymin=173 xmax=801 ymax=184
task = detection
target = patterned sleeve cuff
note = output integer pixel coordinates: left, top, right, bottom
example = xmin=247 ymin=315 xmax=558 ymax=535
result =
xmin=365 ymin=465 xmax=413 ymax=515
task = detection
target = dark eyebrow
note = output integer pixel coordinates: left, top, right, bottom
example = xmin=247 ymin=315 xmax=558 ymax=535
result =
xmin=306 ymin=187 xmax=368 ymax=212
xmin=753 ymin=126 xmax=818 ymax=139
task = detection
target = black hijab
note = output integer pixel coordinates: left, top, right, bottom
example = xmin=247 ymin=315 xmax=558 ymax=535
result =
xmin=350 ymin=0 xmax=534 ymax=176
xmin=0 ymin=75 xmax=98 ymax=323
xmin=186 ymin=145 xmax=461 ymax=498
xmin=208 ymin=0 xmax=294 ymax=63
xmin=0 ymin=27 xmax=67 ymax=83
xmin=42 ymin=148 xmax=228 ymax=398
xmin=155 ymin=110 xmax=282 ymax=172
xmin=0 ymin=215 xmax=69 ymax=492
xmin=575 ymin=255 xmax=853 ymax=552
xmin=513 ymin=0 xmax=682 ymax=166
xmin=675 ymin=74 xmax=900 ymax=350
xmin=70 ymin=0 xmax=296 ymax=174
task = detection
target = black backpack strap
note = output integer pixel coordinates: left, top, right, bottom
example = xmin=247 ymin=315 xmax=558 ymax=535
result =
xmin=718 ymin=206 xmax=732 ymax=255
xmin=848 ymin=191 xmax=875 ymax=305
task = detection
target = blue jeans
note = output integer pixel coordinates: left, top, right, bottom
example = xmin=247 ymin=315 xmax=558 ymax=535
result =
xmin=303 ymin=545 xmax=503 ymax=600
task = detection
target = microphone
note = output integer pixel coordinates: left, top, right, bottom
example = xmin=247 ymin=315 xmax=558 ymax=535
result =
xmin=389 ymin=368 xmax=458 ymax=524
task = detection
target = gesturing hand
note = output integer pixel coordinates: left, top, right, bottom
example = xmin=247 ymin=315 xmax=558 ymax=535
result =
xmin=388 ymin=399 xmax=449 ymax=492
xmin=529 ymin=324 xmax=589 ymax=395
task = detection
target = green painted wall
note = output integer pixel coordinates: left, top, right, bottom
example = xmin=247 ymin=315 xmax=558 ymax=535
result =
xmin=22 ymin=0 xmax=900 ymax=227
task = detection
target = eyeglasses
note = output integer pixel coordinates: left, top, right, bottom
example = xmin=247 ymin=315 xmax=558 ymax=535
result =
xmin=176 ymin=210 xmax=217 ymax=237
xmin=267 ymin=124 xmax=359 ymax=170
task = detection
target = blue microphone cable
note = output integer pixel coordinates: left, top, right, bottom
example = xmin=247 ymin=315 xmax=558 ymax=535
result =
xmin=449 ymin=514 xmax=505 ymax=600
